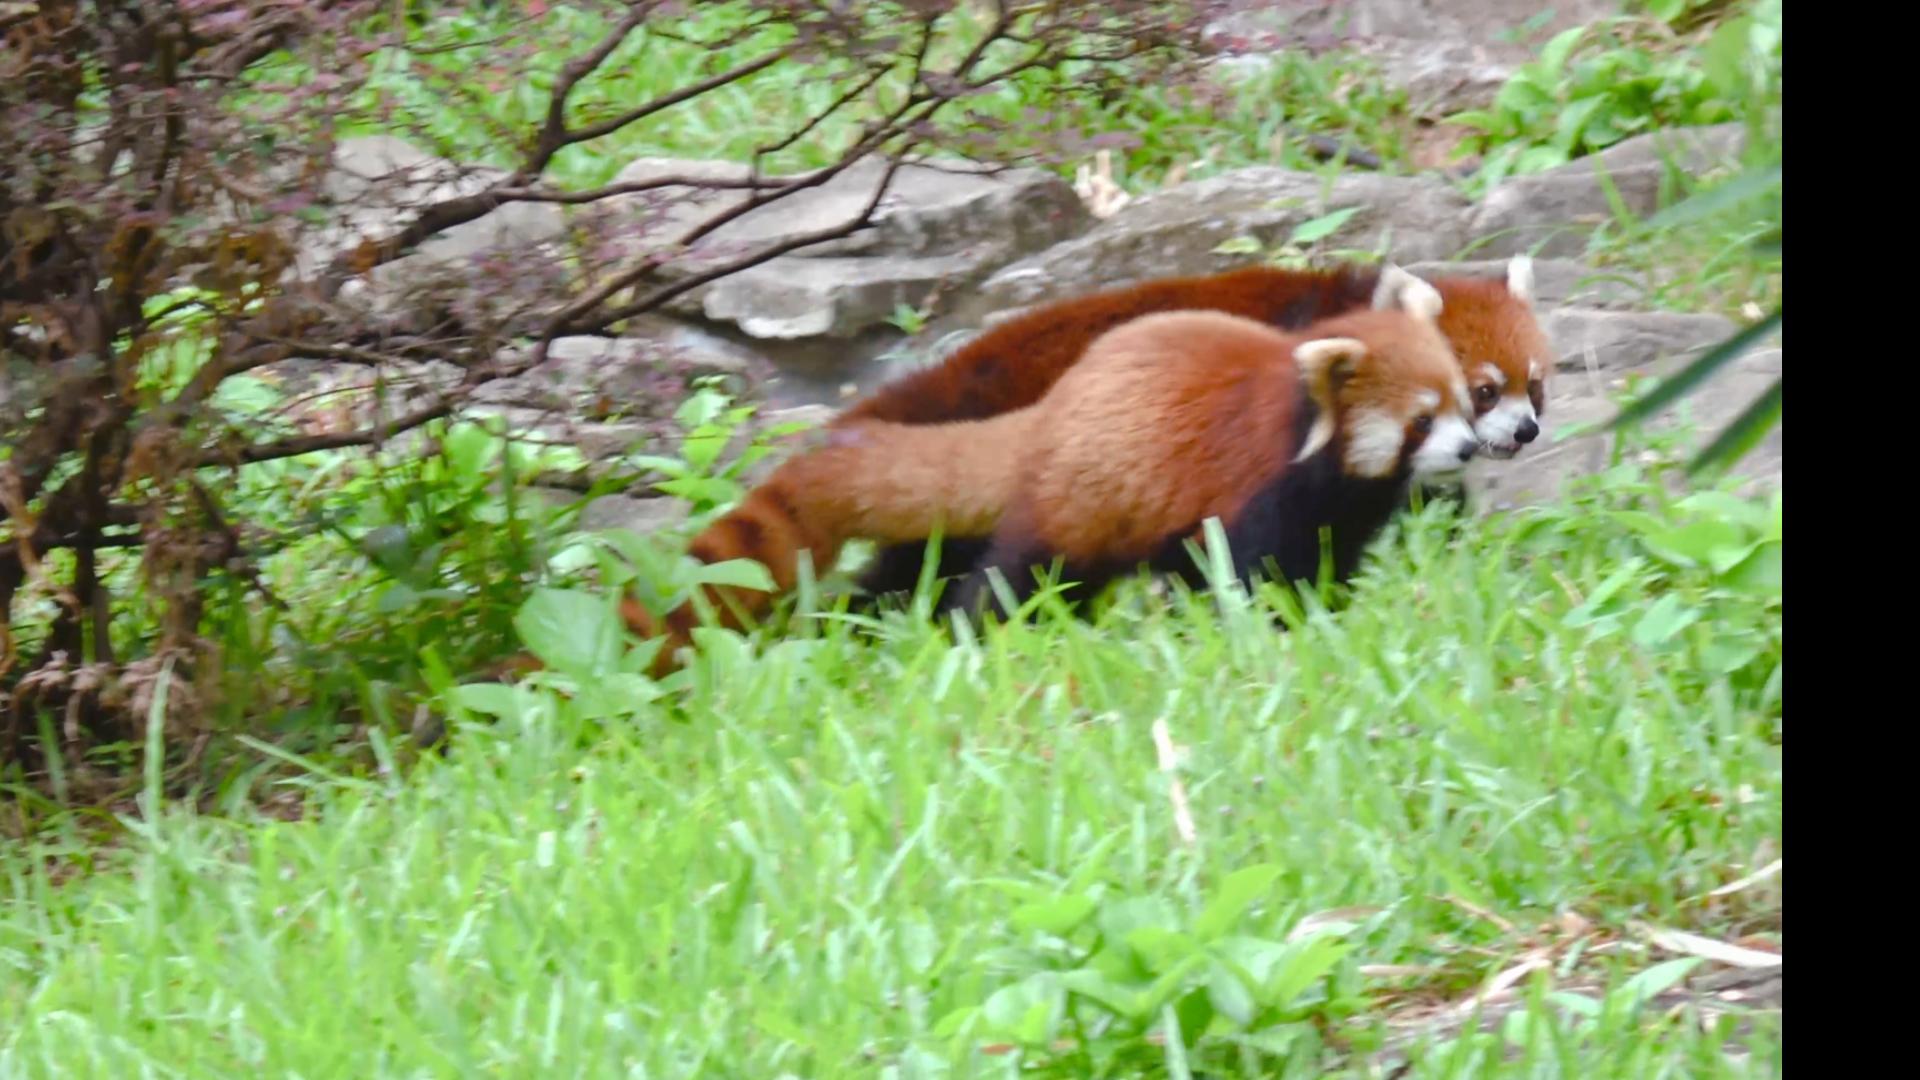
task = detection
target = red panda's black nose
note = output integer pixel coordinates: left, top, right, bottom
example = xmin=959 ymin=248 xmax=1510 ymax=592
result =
xmin=1457 ymin=442 xmax=1476 ymax=462
xmin=1515 ymin=418 xmax=1540 ymax=443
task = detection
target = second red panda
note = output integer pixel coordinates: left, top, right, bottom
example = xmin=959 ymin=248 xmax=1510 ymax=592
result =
xmin=626 ymin=269 xmax=1478 ymax=673
xmin=845 ymin=256 xmax=1552 ymax=598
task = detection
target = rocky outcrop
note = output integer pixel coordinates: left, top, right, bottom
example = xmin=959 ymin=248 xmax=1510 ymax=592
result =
xmin=1466 ymin=124 xmax=1749 ymax=257
xmin=975 ymin=169 xmax=1472 ymax=312
xmin=300 ymin=123 xmax=1779 ymax=511
xmin=606 ymin=155 xmax=1091 ymax=339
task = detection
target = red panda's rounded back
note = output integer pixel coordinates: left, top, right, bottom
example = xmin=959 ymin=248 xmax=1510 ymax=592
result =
xmin=1018 ymin=310 xmax=1311 ymax=564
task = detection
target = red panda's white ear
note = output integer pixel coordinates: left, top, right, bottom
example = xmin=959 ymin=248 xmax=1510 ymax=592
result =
xmin=1371 ymin=264 xmax=1444 ymax=323
xmin=1292 ymin=336 xmax=1367 ymax=462
xmin=1507 ymin=254 xmax=1535 ymax=305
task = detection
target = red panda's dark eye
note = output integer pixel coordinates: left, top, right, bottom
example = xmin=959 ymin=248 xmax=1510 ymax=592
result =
xmin=1474 ymin=384 xmax=1498 ymax=406
xmin=1412 ymin=415 xmax=1433 ymax=435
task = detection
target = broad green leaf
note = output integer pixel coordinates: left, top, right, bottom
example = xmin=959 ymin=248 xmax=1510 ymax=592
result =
xmin=1172 ymin=985 xmax=1214 ymax=1054
xmin=1211 ymin=235 xmax=1264 ymax=255
xmin=1011 ymin=894 xmax=1097 ymax=937
xmin=1225 ymin=1024 xmax=1312 ymax=1059
xmin=1263 ymin=934 xmax=1352 ymax=1011
xmin=1289 ymin=206 xmax=1360 ymax=246
xmin=691 ymin=558 xmax=776 ymax=593
xmin=1552 ymin=96 xmax=1606 ymax=154
xmin=514 ymin=587 xmax=622 ymax=676
xmin=680 ymin=428 xmax=730 ymax=472
xmin=1205 ymin=960 xmax=1257 ymax=1027
xmin=1212 ymin=935 xmax=1292 ymax=988
xmin=653 ymin=476 xmax=738 ymax=505
xmin=1635 ymin=520 xmax=1747 ymax=569
xmin=1631 ymin=594 xmax=1700 ymax=649
xmin=1097 ymin=896 xmax=1183 ymax=945
xmin=929 ymin=1005 xmax=978 ymax=1039
xmin=447 ymin=682 xmax=525 ymax=720
xmin=1061 ymin=969 xmax=1149 ymax=1019
xmin=1538 ymin=25 xmax=1589 ymax=79
xmin=1611 ymin=957 xmax=1702 ymax=1013
xmin=1194 ymin=863 xmax=1283 ymax=941
xmin=1125 ymin=926 xmax=1200 ymax=973
xmin=980 ymin=973 xmax=1065 ymax=1045
xmin=1720 ymin=540 xmax=1782 ymax=595
xmin=1562 ymin=559 xmax=1644 ymax=626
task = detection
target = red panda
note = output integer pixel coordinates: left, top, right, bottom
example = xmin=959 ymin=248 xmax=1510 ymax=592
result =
xmin=624 ymin=267 xmax=1476 ymax=675
xmin=941 ymin=292 xmax=1481 ymax=619
xmin=846 ymin=256 xmax=1551 ymax=598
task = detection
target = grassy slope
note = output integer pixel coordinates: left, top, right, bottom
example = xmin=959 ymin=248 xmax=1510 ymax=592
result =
xmin=1 ymin=4 xmax=1781 ymax=1075
xmin=0 ymin=463 xmax=1781 ymax=1077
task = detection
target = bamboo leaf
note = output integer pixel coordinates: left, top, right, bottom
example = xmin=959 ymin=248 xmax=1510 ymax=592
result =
xmin=1605 ymin=308 xmax=1780 ymax=432
xmin=1687 ymin=376 xmax=1782 ymax=475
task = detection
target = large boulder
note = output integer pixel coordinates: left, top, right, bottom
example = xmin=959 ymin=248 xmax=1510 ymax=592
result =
xmin=305 ymin=135 xmax=566 ymax=282
xmin=1467 ymin=124 xmax=1750 ymax=257
xmin=1545 ymin=308 xmax=1738 ymax=373
xmin=602 ymin=155 xmax=1092 ymax=339
xmin=472 ymin=318 xmax=773 ymax=416
xmin=973 ymin=167 xmax=1473 ymax=313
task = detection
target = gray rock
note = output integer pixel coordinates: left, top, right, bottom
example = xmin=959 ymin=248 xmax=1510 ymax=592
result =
xmin=1367 ymin=40 xmax=1519 ymax=116
xmin=573 ymin=493 xmax=689 ymax=534
xmin=306 ymin=135 xmax=564 ymax=279
xmin=975 ymin=167 xmax=1472 ymax=311
xmin=1405 ymin=257 xmax=1648 ymax=309
xmin=602 ymin=155 xmax=1090 ymax=339
xmin=1275 ymin=0 xmax=1617 ymax=42
xmin=699 ymin=252 xmax=983 ymax=340
xmin=1468 ymin=125 xmax=1749 ymax=257
xmin=1546 ymin=308 xmax=1738 ymax=373
xmin=473 ymin=325 xmax=769 ymax=414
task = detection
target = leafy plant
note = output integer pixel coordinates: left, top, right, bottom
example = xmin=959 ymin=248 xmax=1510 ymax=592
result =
xmin=1210 ymin=204 xmax=1386 ymax=270
xmin=621 ymin=378 xmax=809 ymax=519
xmin=1449 ymin=2 xmax=1781 ymax=188
xmin=884 ymin=301 xmax=932 ymax=336
xmin=933 ymin=863 xmax=1373 ymax=1074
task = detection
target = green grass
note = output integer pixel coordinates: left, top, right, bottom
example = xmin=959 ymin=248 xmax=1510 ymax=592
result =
xmin=4 ymin=5 xmax=1782 ymax=1075
xmin=0 ymin=449 xmax=1783 ymax=1077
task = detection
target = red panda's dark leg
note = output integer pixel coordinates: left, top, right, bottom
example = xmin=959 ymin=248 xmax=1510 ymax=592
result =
xmin=852 ymin=538 xmax=994 ymax=609
xmin=939 ymin=538 xmax=1126 ymax=625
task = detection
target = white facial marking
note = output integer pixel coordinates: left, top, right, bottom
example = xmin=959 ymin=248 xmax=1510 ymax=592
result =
xmin=1528 ymin=359 xmax=1543 ymax=381
xmin=1471 ymin=394 xmax=1541 ymax=458
xmin=1480 ymin=363 xmax=1507 ymax=388
xmin=1415 ymin=388 xmax=1440 ymax=411
xmin=1452 ymin=376 xmax=1472 ymax=415
xmin=1410 ymin=413 xmax=1479 ymax=476
xmin=1344 ymin=409 xmax=1405 ymax=478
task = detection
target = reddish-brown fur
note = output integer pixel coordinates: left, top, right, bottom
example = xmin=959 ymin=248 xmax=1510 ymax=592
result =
xmin=626 ymin=410 xmax=1036 ymax=669
xmin=575 ymin=263 xmax=1549 ymax=677
xmin=838 ymin=265 xmax=1548 ymax=430
xmin=1007 ymin=307 xmax=1462 ymax=565
xmin=626 ymin=302 xmax=1468 ymax=674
